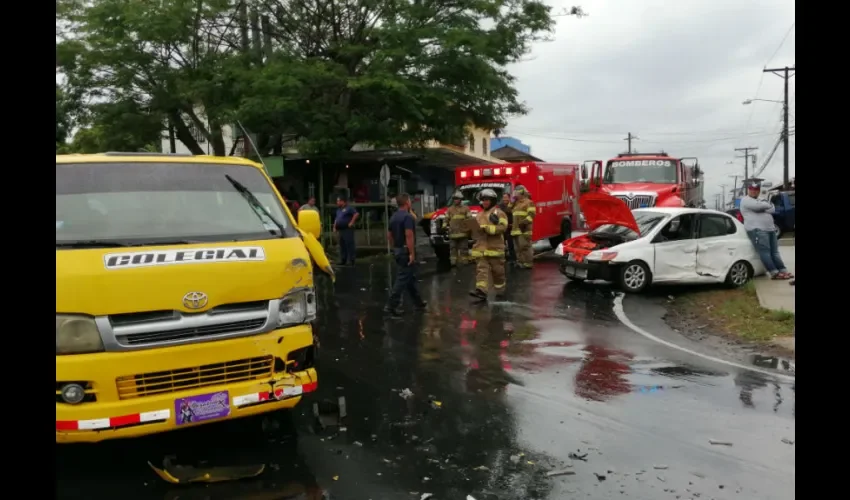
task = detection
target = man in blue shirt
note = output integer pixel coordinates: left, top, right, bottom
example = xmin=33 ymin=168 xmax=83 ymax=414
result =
xmin=384 ymin=193 xmax=427 ymax=315
xmin=333 ymin=196 xmax=359 ymax=266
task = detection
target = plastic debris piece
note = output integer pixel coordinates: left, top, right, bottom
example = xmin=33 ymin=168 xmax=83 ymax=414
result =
xmin=333 ymin=475 xmax=339 ymax=481
xmin=546 ymin=469 xmax=577 ymax=477
xmin=569 ymin=452 xmax=588 ymax=461
xmin=431 ymin=400 xmax=443 ymax=409
xmin=147 ymin=457 xmax=265 ymax=484
xmin=400 ymin=388 xmax=414 ymax=400
xmin=473 ymin=465 xmax=490 ymax=471
xmin=653 ymin=465 xmax=669 ymax=470
xmin=781 ymin=438 xmax=795 ymax=445
xmin=354 ymin=441 xmax=363 ymax=447
xmin=708 ymin=439 xmax=733 ymax=446
xmin=467 ymin=496 xmax=477 ymax=500
xmin=527 ymin=460 xmax=535 ymax=465
xmin=420 ymin=494 xmax=433 ymax=500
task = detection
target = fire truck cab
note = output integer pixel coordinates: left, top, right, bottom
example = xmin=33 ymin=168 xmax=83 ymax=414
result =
xmin=581 ymin=153 xmax=704 ymax=209
xmin=425 ymin=162 xmax=581 ymax=264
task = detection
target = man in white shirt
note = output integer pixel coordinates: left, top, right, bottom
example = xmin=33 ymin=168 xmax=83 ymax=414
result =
xmin=739 ymin=182 xmax=793 ymax=280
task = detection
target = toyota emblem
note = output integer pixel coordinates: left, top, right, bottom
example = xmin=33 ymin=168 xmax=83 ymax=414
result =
xmin=182 ymin=292 xmax=209 ymax=310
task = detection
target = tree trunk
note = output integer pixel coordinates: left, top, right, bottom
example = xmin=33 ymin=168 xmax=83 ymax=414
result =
xmin=168 ymin=110 xmax=205 ymax=155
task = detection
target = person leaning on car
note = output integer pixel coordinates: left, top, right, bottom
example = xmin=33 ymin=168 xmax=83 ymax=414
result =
xmin=739 ymin=182 xmax=793 ymax=280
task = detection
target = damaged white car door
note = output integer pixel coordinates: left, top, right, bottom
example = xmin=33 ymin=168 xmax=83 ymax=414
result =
xmin=651 ymin=213 xmax=699 ymax=282
xmin=694 ymin=213 xmax=739 ymax=282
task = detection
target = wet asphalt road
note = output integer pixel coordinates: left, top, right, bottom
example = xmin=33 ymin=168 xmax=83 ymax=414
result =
xmin=57 ymin=258 xmax=795 ymax=500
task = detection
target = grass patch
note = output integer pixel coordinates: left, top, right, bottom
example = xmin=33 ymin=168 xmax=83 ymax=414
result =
xmin=671 ymin=282 xmax=795 ymax=343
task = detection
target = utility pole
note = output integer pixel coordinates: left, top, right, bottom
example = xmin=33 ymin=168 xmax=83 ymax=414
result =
xmin=719 ymin=184 xmax=727 ymax=209
xmin=728 ymin=174 xmax=739 ymax=203
xmin=624 ymin=132 xmax=638 ymax=153
xmin=764 ymin=65 xmax=795 ymax=187
xmin=734 ymin=147 xmax=758 ymax=182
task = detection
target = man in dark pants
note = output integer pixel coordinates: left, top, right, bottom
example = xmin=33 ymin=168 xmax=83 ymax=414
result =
xmin=384 ymin=193 xmax=427 ymax=316
xmin=333 ymin=196 xmax=359 ymax=266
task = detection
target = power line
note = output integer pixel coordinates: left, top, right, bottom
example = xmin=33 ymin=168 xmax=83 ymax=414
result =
xmin=508 ymin=128 xmax=781 ymax=146
xmin=734 ymin=22 xmax=794 ymax=154
xmin=507 ymin=125 xmax=778 ymax=137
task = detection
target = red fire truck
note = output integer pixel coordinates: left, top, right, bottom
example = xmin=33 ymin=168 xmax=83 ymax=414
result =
xmin=422 ymin=162 xmax=582 ymax=264
xmin=581 ymin=152 xmax=704 ymax=209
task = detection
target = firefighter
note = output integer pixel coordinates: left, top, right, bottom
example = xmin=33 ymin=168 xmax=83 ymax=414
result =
xmin=446 ymin=190 xmax=471 ymax=265
xmin=469 ymin=188 xmax=509 ymax=301
xmin=511 ymin=185 xmax=536 ymax=269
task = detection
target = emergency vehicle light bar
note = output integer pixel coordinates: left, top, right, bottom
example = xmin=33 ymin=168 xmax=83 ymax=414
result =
xmin=459 ymin=166 xmax=515 ymax=178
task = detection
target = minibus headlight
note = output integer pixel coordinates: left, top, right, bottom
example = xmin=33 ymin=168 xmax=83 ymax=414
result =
xmin=56 ymin=315 xmax=105 ymax=354
xmin=277 ymin=288 xmax=317 ymax=328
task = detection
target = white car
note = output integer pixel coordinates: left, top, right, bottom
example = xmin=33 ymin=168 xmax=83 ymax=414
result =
xmin=556 ymin=193 xmax=765 ymax=293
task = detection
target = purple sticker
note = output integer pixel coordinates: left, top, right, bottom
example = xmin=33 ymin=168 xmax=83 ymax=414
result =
xmin=175 ymin=391 xmax=231 ymax=425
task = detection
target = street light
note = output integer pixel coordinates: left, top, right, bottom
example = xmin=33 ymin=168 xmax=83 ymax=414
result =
xmin=741 ymin=94 xmax=792 ymax=187
xmin=742 ymin=98 xmax=783 ymax=105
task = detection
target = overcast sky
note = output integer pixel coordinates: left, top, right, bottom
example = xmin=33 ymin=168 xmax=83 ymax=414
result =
xmin=504 ymin=0 xmax=795 ymax=206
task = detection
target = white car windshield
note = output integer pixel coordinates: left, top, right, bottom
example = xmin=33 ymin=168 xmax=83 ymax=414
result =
xmin=591 ymin=211 xmax=667 ymax=238
xmin=56 ymin=161 xmax=296 ymax=248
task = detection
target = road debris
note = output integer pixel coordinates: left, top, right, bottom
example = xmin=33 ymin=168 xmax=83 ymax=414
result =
xmin=147 ymin=457 xmax=265 ymax=484
xmin=708 ymin=439 xmax=733 ymax=446
xmin=653 ymin=465 xmax=669 ymax=470
xmin=781 ymin=438 xmax=795 ymax=445
xmin=420 ymin=494 xmax=433 ymax=500
xmin=400 ymin=388 xmax=415 ymax=399
xmin=354 ymin=441 xmax=364 ymax=447
xmin=473 ymin=465 xmax=490 ymax=471
xmin=594 ymin=472 xmax=607 ymax=481
xmin=569 ymin=452 xmax=588 ymax=461
xmin=333 ymin=475 xmax=339 ymax=481
xmin=546 ymin=469 xmax=577 ymax=478
xmin=657 ymin=475 xmax=666 ymax=482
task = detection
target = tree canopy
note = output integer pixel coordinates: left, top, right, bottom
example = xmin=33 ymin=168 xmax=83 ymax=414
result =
xmin=57 ymin=0 xmax=566 ymax=157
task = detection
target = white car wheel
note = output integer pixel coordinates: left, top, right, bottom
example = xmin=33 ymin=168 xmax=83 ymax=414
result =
xmin=726 ymin=260 xmax=752 ymax=287
xmin=620 ymin=261 xmax=651 ymax=293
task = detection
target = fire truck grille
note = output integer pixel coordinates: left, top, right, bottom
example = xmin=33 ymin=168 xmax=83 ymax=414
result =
xmin=614 ymin=195 xmax=656 ymax=209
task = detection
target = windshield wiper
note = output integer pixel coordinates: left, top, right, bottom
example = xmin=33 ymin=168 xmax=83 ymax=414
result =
xmin=224 ymin=174 xmax=286 ymax=237
xmin=56 ymin=240 xmax=134 ymax=248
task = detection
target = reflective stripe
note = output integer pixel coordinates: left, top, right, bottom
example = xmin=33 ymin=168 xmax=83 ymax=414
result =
xmin=233 ymin=382 xmax=318 ymax=407
xmin=451 ymin=215 xmax=468 ymax=220
xmin=513 ymin=210 xmax=528 ymax=217
xmin=493 ymin=283 xmax=506 ymax=290
xmin=482 ymin=225 xmax=498 ymax=235
xmin=510 ymin=230 xmax=522 ymax=236
xmin=475 ymin=281 xmax=488 ymax=289
xmin=527 ymin=206 xmax=537 ymax=214
xmin=482 ymin=250 xmax=504 ymax=257
xmin=498 ymin=218 xmax=508 ymax=226
xmin=449 ymin=233 xmax=468 ymax=238
xmin=56 ymin=409 xmax=171 ymax=431
xmin=522 ymin=231 xmax=532 ymax=236
xmin=470 ymin=250 xmax=484 ymax=257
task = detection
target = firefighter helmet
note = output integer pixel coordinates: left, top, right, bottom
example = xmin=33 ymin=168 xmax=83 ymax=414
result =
xmin=477 ymin=188 xmax=498 ymax=202
xmin=452 ymin=190 xmax=464 ymax=200
xmin=514 ymin=185 xmax=530 ymax=197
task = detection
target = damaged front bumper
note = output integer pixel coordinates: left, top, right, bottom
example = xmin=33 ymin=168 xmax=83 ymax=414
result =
xmin=559 ymin=256 xmax=616 ymax=281
xmin=56 ymin=325 xmax=318 ymax=444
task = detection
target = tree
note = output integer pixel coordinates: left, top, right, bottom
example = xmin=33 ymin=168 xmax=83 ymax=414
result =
xmin=57 ymin=1 xmax=565 ymax=157
xmin=64 ymin=99 xmax=165 ymax=153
